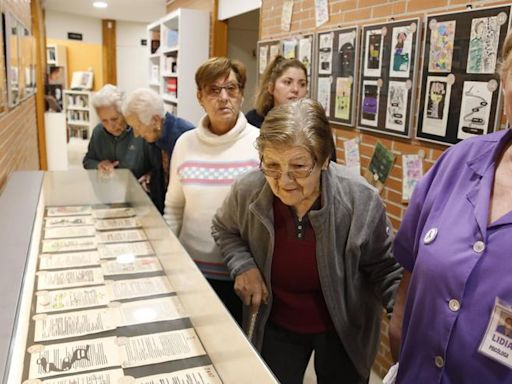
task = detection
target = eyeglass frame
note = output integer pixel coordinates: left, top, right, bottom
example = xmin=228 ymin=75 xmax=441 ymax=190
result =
xmin=203 ymin=81 xmax=241 ymax=98
xmin=259 ymin=159 xmax=317 ymax=180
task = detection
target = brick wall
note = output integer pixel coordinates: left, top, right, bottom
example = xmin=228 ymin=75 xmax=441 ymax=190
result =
xmin=260 ymin=0 xmax=509 ymax=378
xmin=0 ymin=0 xmax=39 ymax=192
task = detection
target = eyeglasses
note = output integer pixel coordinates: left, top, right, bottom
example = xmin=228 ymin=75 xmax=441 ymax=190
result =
xmin=260 ymin=161 xmax=316 ymax=179
xmin=204 ymin=82 xmax=240 ymax=98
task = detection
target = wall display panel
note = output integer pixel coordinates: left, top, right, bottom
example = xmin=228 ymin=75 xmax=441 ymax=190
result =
xmin=257 ymin=35 xmax=314 ymax=94
xmin=314 ymin=26 xmax=359 ymax=127
xmin=0 ymin=14 xmax=7 ymax=114
xmin=416 ymin=6 xmax=511 ymax=145
xmin=1 ymin=170 xmax=278 ymax=384
xmin=4 ymin=12 xmax=20 ymax=107
xmin=357 ymin=19 xmax=420 ymax=138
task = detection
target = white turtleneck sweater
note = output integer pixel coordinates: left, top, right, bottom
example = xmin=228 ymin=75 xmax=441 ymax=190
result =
xmin=164 ymin=112 xmax=260 ymax=280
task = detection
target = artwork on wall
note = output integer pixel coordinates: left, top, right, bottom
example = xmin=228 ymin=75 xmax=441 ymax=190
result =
xmin=0 ymin=14 xmax=7 ymax=114
xmin=257 ymin=35 xmax=314 ymax=94
xmin=416 ymin=5 xmax=511 ymax=145
xmin=357 ymin=19 xmax=420 ymax=138
xmin=314 ymin=26 xmax=359 ymax=127
xmin=4 ymin=12 xmax=20 ymax=108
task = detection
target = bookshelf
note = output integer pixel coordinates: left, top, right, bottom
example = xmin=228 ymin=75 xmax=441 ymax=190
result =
xmin=63 ymin=90 xmax=98 ymax=140
xmin=147 ymin=8 xmax=209 ymax=123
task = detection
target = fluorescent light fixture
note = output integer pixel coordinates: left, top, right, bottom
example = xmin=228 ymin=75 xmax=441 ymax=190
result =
xmin=93 ymin=1 xmax=108 ymax=8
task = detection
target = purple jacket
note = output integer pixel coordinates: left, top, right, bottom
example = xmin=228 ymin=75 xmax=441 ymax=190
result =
xmin=395 ymin=129 xmax=512 ymax=383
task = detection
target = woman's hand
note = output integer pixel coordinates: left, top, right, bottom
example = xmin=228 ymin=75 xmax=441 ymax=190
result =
xmin=138 ymin=173 xmax=152 ymax=192
xmin=97 ymin=160 xmax=119 ymax=174
xmin=234 ymin=267 xmax=269 ymax=311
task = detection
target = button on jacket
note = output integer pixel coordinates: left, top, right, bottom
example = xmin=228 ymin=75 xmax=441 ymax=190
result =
xmin=394 ymin=129 xmax=512 ymax=384
xmin=212 ymin=164 xmax=402 ymax=379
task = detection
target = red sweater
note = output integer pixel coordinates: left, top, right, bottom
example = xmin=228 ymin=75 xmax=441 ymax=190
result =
xmin=269 ymin=197 xmax=334 ymax=333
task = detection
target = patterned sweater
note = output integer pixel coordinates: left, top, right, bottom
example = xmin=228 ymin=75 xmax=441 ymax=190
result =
xmin=164 ymin=112 xmax=260 ymax=280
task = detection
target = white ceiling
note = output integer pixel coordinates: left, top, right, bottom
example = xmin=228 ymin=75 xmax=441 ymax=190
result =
xmin=44 ymin=0 xmax=167 ymax=23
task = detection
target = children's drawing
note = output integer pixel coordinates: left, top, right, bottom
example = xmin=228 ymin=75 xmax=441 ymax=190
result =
xmin=467 ymin=16 xmax=500 ymax=74
xmin=338 ymin=31 xmax=355 ymax=77
xmin=364 ymin=30 xmax=383 ymax=77
xmin=317 ymin=77 xmax=331 ymax=115
xmin=335 ymin=77 xmax=352 ymax=120
xmin=422 ymin=76 xmax=452 ymax=136
xmin=457 ymin=81 xmax=493 ymax=139
xmin=361 ymin=80 xmax=379 ymax=127
xmin=390 ymin=26 xmax=413 ymax=77
xmin=428 ymin=20 xmax=456 ymax=73
xmin=385 ymin=81 xmax=409 ymax=132
xmin=318 ymin=33 xmax=333 ymax=74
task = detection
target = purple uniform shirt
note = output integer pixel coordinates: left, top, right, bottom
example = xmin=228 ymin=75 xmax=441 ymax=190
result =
xmin=394 ymin=129 xmax=512 ymax=383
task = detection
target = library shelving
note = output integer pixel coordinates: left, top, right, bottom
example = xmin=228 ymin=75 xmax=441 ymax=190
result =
xmin=63 ymin=90 xmax=98 ymax=139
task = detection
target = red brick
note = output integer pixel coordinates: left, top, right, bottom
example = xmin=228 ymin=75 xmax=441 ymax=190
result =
xmin=407 ymin=0 xmax=448 ymax=12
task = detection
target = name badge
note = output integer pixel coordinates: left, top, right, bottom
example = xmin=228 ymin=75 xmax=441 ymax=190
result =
xmin=478 ymin=298 xmax=512 ymax=368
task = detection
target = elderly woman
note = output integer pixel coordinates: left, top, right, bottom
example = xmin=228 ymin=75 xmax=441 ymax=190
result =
xmin=122 ymin=88 xmax=194 ymax=213
xmin=246 ymin=55 xmax=308 ymax=128
xmin=83 ymin=84 xmax=149 ymax=176
xmin=212 ymin=98 xmax=402 ymax=383
xmin=164 ymin=57 xmax=260 ymax=324
xmin=389 ymin=32 xmax=512 ymax=383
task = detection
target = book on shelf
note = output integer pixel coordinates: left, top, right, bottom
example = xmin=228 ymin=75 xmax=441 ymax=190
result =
xmin=166 ymin=29 xmax=179 ymax=48
xmin=164 ymin=57 xmax=176 ymax=73
xmin=151 ymin=30 xmax=160 ymax=54
xmin=166 ymin=78 xmax=177 ymax=98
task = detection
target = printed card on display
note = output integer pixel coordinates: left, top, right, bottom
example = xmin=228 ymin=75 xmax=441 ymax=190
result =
xmin=97 ymin=241 xmax=154 ymax=259
xmin=106 ymin=276 xmax=174 ymax=301
xmin=101 ymin=257 xmax=162 ymax=276
xmin=33 ymin=369 xmax=124 ymax=384
xmin=36 ymin=286 xmax=109 ymax=314
xmin=46 ymin=206 xmax=92 ymax=217
xmin=118 ymin=296 xmax=187 ymax=327
xmin=135 ymin=365 xmax=222 ymax=384
xmin=95 ymin=217 xmax=142 ymax=231
xmin=119 ymin=328 xmax=205 ymax=368
xmin=42 ymin=238 xmax=97 ymax=253
xmin=33 ymin=308 xmax=117 ymax=342
xmin=27 ymin=337 xmax=121 ymax=379
xmin=92 ymin=207 xmax=136 ymax=219
xmin=45 ymin=216 xmax=95 ymax=228
xmin=96 ymin=229 xmax=147 ymax=244
xmin=37 ymin=268 xmax=104 ymax=290
xmin=44 ymin=226 xmax=96 ymax=239
xmin=39 ymin=251 xmax=100 ymax=270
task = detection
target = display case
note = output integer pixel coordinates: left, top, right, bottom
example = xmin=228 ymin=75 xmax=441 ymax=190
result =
xmin=0 ymin=170 xmax=277 ymax=384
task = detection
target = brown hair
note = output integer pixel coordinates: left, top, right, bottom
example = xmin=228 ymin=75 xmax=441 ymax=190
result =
xmin=255 ymin=55 xmax=308 ymax=116
xmin=498 ymin=32 xmax=512 ymax=80
xmin=195 ymin=57 xmax=247 ymax=92
xmin=256 ymin=98 xmax=334 ymax=165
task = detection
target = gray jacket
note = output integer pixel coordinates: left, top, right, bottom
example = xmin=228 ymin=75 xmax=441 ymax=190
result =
xmin=212 ymin=163 xmax=402 ymax=378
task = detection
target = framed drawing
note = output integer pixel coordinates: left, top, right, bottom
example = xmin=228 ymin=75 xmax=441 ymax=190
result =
xmin=4 ymin=12 xmax=20 ymax=107
xmin=357 ymin=18 xmax=420 ymax=138
xmin=0 ymin=14 xmax=7 ymax=114
xmin=70 ymin=71 xmax=94 ymax=90
xmin=314 ymin=26 xmax=359 ymax=127
xmin=416 ymin=5 xmax=511 ymax=145
xmin=257 ymin=39 xmax=282 ymax=76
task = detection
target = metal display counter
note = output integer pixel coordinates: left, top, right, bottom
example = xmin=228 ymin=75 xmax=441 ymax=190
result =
xmin=0 ymin=170 xmax=277 ymax=384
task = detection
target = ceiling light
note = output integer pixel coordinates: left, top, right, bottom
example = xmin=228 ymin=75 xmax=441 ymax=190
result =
xmin=93 ymin=1 xmax=108 ymax=8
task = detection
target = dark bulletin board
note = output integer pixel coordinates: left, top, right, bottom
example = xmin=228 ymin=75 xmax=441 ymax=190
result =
xmin=416 ymin=6 xmax=511 ymax=145
xmin=357 ymin=18 xmax=421 ymax=138
xmin=314 ymin=26 xmax=359 ymax=127
xmin=257 ymin=35 xmax=315 ymax=95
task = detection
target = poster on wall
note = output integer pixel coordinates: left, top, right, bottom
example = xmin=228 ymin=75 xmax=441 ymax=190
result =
xmin=416 ymin=5 xmax=511 ymax=145
xmin=457 ymin=80 xmax=495 ymax=139
xmin=364 ymin=29 xmax=383 ymax=77
xmin=257 ymin=39 xmax=282 ymax=75
xmin=314 ymin=26 xmax=359 ymax=127
xmin=357 ymin=19 xmax=420 ymax=138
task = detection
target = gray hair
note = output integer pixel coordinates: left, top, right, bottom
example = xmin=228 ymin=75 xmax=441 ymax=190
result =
xmin=257 ymin=98 xmax=334 ymax=165
xmin=92 ymin=84 xmax=123 ymax=112
xmin=121 ymin=88 xmax=165 ymax=124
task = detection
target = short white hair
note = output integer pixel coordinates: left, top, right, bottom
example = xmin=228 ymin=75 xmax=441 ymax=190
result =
xmin=92 ymin=84 xmax=123 ymax=112
xmin=122 ymin=88 xmax=165 ymax=124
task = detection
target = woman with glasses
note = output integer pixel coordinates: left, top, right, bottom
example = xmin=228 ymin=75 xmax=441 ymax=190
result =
xmin=212 ymin=98 xmax=402 ymax=384
xmin=163 ymin=57 xmax=260 ymax=324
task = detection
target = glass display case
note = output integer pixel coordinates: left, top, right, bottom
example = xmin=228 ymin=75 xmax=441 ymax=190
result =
xmin=0 ymin=170 xmax=277 ymax=384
